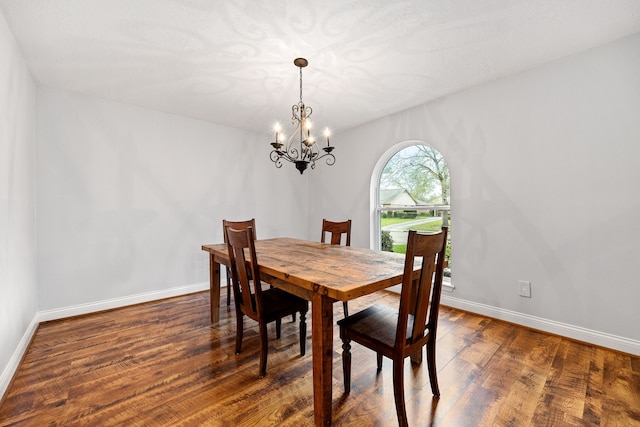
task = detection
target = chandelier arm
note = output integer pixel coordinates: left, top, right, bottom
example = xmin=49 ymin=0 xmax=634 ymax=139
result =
xmin=292 ymin=104 xmax=301 ymax=123
xmin=269 ymin=151 xmax=284 ymax=168
xmin=286 ymin=147 xmax=300 ymax=160
xmin=312 ymin=151 xmax=336 ymax=165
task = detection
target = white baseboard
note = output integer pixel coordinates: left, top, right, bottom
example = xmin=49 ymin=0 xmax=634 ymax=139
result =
xmin=37 ymin=282 xmax=210 ymax=322
xmin=441 ymin=295 xmax=640 ymax=356
xmin=0 ymin=315 xmax=39 ymax=400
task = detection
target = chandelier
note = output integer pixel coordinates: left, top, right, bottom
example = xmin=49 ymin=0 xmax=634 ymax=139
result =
xmin=269 ymin=58 xmax=335 ymax=174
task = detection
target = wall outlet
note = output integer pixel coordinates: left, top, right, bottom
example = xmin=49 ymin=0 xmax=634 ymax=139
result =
xmin=519 ymin=280 xmax=531 ymax=298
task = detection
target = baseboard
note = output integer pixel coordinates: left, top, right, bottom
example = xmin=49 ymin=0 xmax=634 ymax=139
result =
xmin=0 ymin=315 xmax=39 ymax=401
xmin=441 ymin=295 xmax=640 ymax=356
xmin=37 ymin=282 xmax=210 ymax=322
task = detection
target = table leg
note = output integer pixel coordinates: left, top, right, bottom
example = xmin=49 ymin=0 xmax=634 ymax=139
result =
xmin=209 ymin=253 xmax=221 ymax=324
xmin=312 ymin=293 xmax=334 ymax=426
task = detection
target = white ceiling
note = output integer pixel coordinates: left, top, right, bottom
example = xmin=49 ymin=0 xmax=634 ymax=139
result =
xmin=2 ymin=0 xmax=640 ymax=136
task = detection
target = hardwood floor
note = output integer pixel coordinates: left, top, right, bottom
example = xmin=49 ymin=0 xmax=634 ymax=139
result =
xmin=1 ymin=289 xmax=639 ymax=426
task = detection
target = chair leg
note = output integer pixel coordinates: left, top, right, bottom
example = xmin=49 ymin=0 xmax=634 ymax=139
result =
xmin=392 ymin=358 xmax=408 ymax=427
xmin=287 ymin=283 xmax=296 ymax=323
xmin=258 ymin=322 xmax=268 ymax=378
xmin=299 ymin=310 xmax=307 ymax=356
xmin=377 ymin=352 xmax=383 ymax=372
xmin=343 ymin=301 xmax=349 ymax=317
xmin=341 ymin=338 xmax=352 ymax=394
xmin=275 ymin=318 xmax=282 ymax=339
xmin=235 ymin=314 xmax=244 ymax=354
xmin=225 ymin=267 xmax=232 ymax=306
xmin=426 ymin=338 xmax=440 ymax=396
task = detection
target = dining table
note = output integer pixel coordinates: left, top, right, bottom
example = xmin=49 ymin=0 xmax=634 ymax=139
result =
xmin=201 ymin=237 xmax=408 ymax=426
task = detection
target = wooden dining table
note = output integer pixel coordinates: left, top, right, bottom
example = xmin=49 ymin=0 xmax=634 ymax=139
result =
xmin=201 ymin=237 xmax=408 ymax=426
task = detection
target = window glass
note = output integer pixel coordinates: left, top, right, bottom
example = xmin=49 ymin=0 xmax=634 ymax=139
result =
xmin=376 ymin=144 xmax=451 ymax=276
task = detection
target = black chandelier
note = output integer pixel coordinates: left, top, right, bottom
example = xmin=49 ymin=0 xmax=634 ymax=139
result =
xmin=269 ymin=58 xmax=335 ymax=174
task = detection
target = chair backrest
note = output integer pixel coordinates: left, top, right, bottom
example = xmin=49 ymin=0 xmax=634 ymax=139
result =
xmin=396 ymin=227 xmax=448 ymax=350
xmin=320 ymin=219 xmax=352 ymax=246
xmin=225 ymin=226 xmax=263 ymax=319
xmin=222 ymin=218 xmax=256 ymax=243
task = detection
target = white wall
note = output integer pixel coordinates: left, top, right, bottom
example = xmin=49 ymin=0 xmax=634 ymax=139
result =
xmin=310 ymin=33 xmax=640 ymax=352
xmin=36 ymin=88 xmax=309 ymax=314
xmin=0 ymin=9 xmax=37 ymax=396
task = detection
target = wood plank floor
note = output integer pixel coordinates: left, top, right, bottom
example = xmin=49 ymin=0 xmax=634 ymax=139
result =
xmin=1 ymin=289 xmax=639 ymax=426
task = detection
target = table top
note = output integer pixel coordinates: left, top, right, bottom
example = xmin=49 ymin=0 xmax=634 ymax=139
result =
xmin=202 ymin=237 xmax=407 ymax=302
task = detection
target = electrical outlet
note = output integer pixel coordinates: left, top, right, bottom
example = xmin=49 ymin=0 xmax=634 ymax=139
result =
xmin=519 ymin=280 xmax=531 ymax=298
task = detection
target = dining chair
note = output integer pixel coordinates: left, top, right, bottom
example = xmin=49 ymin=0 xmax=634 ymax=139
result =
xmin=320 ymin=218 xmax=352 ymax=317
xmin=337 ymin=227 xmax=448 ymax=427
xmin=225 ymin=225 xmax=309 ymax=378
xmin=222 ymin=218 xmax=256 ymax=306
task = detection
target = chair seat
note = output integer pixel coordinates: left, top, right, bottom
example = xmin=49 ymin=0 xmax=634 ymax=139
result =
xmin=260 ymin=287 xmax=308 ymax=321
xmin=239 ymin=284 xmax=307 ymax=320
xmin=338 ymin=305 xmax=422 ymax=357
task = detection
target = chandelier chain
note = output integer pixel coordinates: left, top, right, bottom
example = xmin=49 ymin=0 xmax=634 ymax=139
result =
xmin=299 ymin=66 xmax=304 ymax=105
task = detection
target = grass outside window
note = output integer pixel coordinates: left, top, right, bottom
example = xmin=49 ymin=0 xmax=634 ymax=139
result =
xmin=383 ymin=218 xmax=444 ymax=253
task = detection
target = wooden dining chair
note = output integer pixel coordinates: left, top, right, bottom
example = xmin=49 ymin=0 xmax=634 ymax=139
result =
xmin=337 ymin=227 xmax=448 ymax=427
xmin=225 ymin=225 xmax=309 ymax=378
xmin=320 ymin=218 xmax=352 ymax=316
xmin=222 ymin=219 xmax=256 ymax=306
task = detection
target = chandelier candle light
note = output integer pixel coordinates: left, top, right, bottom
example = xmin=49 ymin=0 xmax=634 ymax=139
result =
xmin=269 ymin=58 xmax=335 ymax=174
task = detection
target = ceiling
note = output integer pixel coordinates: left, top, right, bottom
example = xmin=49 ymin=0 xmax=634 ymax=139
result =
xmin=2 ymin=0 xmax=640 ymax=136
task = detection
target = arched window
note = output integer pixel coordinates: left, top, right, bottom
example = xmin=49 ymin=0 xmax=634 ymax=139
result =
xmin=370 ymin=141 xmax=452 ymax=286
